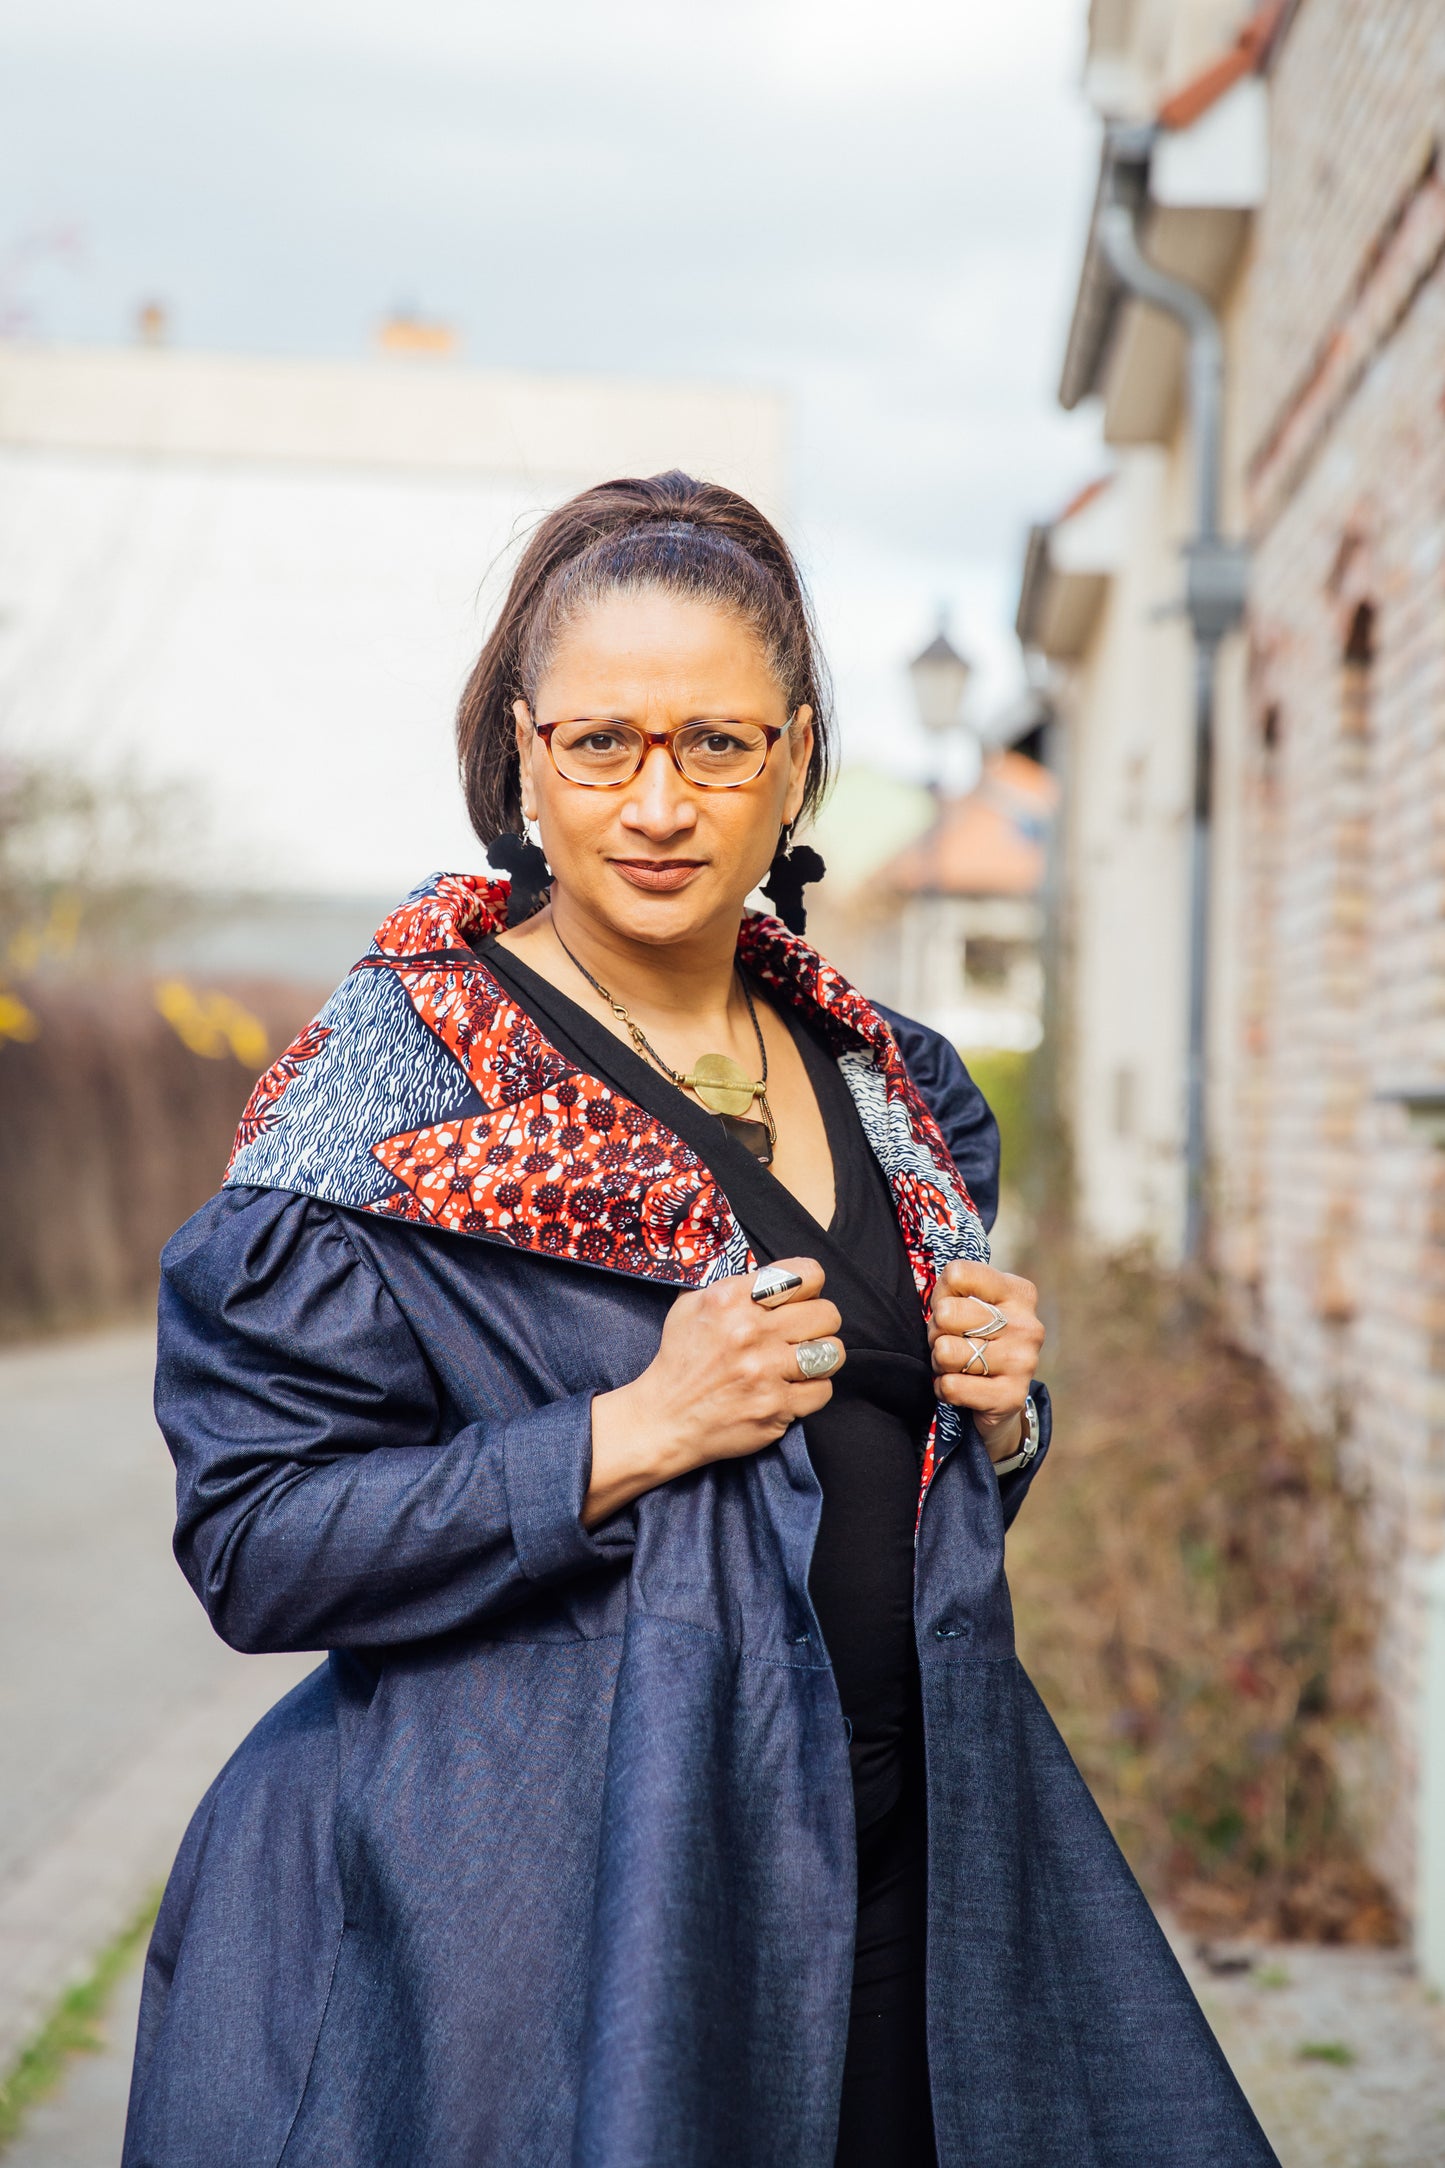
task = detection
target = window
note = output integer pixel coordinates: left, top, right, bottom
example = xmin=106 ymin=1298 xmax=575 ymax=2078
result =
xmin=1315 ymin=600 xmax=1375 ymax=1327
xmin=963 ymin=937 xmax=1013 ymax=992
xmin=1342 ymin=603 xmax=1374 ymax=732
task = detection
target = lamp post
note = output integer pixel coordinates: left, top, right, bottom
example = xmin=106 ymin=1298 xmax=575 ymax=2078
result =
xmin=906 ymin=617 xmax=973 ymax=1025
xmin=908 ymin=620 xmax=973 ymax=783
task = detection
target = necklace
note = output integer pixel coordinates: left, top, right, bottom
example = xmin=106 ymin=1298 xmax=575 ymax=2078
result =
xmin=553 ymin=930 xmax=777 ymax=1165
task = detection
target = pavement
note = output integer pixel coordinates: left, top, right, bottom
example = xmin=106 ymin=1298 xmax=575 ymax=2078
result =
xmin=1170 ymin=1928 xmax=1445 ymax=2166
xmin=0 ymin=1327 xmax=312 ymax=2157
xmin=2 ymin=1962 xmax=143 ymax=2168
xmin=3 ymin=1328 xmax=1445 ymax=2165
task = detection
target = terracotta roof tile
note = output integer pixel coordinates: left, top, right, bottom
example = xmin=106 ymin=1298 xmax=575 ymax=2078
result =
xmin=1156 ymin=0 xmax=1285 ymax=132
xmin=1057 ymin=473 xmax=1113 ymax=524
xmin=876 ymin=752 xmax=1056 ymax=898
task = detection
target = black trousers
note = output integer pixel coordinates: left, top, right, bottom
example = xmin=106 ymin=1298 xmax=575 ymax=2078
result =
xmin=835 ymin=1780 xmax=937 ymax=2167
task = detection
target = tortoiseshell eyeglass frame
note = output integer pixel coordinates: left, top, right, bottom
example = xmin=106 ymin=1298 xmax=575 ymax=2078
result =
xmin=532 ymin=713 xmax=796 ymax=791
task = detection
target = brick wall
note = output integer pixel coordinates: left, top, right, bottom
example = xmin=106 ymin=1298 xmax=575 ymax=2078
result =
xmin=1242 ymin=0 xmax=1445 ymax=472
xmin=1225 ymin=0 xmax=1445 ymax=1899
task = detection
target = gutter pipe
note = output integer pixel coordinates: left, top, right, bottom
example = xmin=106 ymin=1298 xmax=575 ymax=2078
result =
xmin=1094 ymin=127 xmax=1248 ymax=1265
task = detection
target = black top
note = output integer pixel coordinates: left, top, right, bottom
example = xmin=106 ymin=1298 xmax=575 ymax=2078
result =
xmin=477 ymin=938 xmax=935 ymax=1833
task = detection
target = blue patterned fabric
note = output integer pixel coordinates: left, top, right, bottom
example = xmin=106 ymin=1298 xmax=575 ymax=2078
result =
xmin=228 ymin=959 xmax=478 ymax=1207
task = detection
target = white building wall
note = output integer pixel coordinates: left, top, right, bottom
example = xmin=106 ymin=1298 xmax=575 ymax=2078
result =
xmin=1060 ymin=442 xmax=1196 ymax=1257
xmin=0 ymin=345 xmax=787 ymax=897
xmin=892 ymin=893 xmax=1044 ymax=1053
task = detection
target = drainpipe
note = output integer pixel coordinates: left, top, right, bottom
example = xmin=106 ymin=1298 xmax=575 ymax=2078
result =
xmin=1094 ymin=126 xmax=1249 ymax=1266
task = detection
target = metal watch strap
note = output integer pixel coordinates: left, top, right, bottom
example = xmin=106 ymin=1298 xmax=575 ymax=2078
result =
xmin=990 ymin=1392 xmax=1039 ymax=1478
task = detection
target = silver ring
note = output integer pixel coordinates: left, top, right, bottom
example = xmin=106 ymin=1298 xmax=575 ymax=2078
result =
xmin=795 ymin=1338 xmax=842 ymax=1381
xmin=957 ymin=1296 xmax=1008 ymax=1342
xmin=751 ymin=1264 xmax=804 ymax=1307
xmin=962 ymin=1339 xmax=990 ymax=1376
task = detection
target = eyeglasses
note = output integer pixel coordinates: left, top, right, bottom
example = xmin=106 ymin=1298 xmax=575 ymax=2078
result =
xmin=533 ymin=714 xmax=794 ymax=791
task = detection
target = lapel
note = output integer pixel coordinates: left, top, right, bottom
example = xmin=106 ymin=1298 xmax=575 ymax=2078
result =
xmin=227 ymin=870 xmax=990 ymax=1488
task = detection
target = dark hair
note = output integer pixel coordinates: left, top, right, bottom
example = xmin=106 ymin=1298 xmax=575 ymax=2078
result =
xmin=456 ymin=470 xmax=834 ymax=845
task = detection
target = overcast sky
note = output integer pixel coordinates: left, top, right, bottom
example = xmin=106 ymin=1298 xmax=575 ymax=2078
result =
xmin=0 ymin=0 xmax=1103 ymax=776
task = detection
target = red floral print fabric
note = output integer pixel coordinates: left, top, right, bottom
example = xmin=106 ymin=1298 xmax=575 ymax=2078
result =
xmin=227 ymin=869 xmax=990 ymax=1497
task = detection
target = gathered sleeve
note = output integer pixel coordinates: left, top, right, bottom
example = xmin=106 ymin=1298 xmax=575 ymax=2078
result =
xmin=155 ymin=1188 xmax=633 ymax=1654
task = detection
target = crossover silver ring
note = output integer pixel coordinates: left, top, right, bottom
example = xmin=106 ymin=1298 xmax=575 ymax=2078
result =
xmin=751 ymin=1264 xmax=805 ymax=1308
xmin=795 ymin=1338 xmax=843 ymax=1381
xmin=963 ymin=1339 xmax=990 ymax=1376
xmin=957 ymin=1296 xmax=1008 ymax=1342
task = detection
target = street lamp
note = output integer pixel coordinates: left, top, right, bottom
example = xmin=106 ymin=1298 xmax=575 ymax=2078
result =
xmin=905 ymin=619 xmax=973 ymax=1026
xmin=908 ymin=619 xmax=973 ymax=779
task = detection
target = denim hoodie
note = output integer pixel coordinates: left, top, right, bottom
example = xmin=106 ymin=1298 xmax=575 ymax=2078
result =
xmin=124 ymin=874 xmax=1274 ymax=2168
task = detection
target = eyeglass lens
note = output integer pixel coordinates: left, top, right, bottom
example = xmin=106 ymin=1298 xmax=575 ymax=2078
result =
xmin=549 ymin=719 xmax=771 ymax=788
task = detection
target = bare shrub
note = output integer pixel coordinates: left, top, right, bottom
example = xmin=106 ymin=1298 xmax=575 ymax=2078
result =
xmin=1010 ymin=1251 xmax=1398 ymax=1944
xmin=0 ymin=754 xmax=213 ymax=969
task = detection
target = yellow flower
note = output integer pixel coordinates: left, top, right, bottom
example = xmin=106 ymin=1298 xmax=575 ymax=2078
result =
xmin=0 ymin=988 xmax=39 ymax=1044
xmin=154 ymin=980 xmax=269 ymax=1067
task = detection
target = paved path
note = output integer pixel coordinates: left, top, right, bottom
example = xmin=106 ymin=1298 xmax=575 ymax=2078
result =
xmin=0 ymin=1328 xmax=311 ymax=2149
xmin=1171 ymin=1928 xmax=1445 ymax=2165
xmin=16 ymin=1929 xmax=1445 ymax=2167
xmin=2 ymin=1963 xmax=143 ymax=2168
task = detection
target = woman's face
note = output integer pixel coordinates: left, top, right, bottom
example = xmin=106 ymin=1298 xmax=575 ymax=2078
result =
xmin=513 ymin=588 xmax=814 ymax=950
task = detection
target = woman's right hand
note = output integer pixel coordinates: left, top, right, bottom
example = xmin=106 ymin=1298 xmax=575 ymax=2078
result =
xmin=584 ymin=1257 xmax=843 ymax=1526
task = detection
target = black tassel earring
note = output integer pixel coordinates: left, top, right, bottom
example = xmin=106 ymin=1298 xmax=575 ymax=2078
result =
xmin=490 ymin=826 xmax=552 ymax=926
xmin=761 ymin=825 xmax=826 ymax=936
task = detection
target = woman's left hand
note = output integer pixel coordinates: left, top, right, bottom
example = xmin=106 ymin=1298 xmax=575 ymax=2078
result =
xmin=928 ymin=1260 xmax=1045 ymax=1466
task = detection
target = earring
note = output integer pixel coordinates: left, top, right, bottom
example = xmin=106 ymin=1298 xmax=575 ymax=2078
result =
xmin=490 ymin=824 xmax=553 ymax=926
xmin=761 ymin=823 xmax=826 ymax=936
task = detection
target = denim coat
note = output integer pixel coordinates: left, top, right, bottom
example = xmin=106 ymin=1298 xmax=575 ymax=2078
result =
xmin=125 ymin=875 xmax=1274 ymax=2168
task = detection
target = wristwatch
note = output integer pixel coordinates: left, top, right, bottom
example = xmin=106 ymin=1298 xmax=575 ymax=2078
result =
xmin=990 ymin=1393 xmax=1040 ymax=1478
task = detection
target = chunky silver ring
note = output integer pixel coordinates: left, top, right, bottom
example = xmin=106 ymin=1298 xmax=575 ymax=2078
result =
xmin=795 ymin=1338 xmax=842 ymax=1381
xmin=963 ymin=1339 xmax=990 ymax=1376
xmin=957 ymin=1296 xmax=1008 ymax=1341
xmin=751 ymin=1264 xmax=804 ymax=1308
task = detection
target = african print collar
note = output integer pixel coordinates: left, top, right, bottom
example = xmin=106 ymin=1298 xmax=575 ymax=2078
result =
xmin=227 ymin=869 xmax=987 ymax=1482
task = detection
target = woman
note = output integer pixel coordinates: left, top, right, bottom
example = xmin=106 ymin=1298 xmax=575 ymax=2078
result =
xmin=125 ymin=473 xmax=1273 ymax=2167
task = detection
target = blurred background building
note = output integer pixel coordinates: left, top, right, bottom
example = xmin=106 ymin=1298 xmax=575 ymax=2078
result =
xmin=0 ymin=333 xmax=784 ymax=971
xmin=1018 ymin=0 xmax=1445 ymax=1980
xmin=812 ymin=619 xmax=1056 ymax=1056
xmin=870 ymin=743 xmax=1054 ymax=1054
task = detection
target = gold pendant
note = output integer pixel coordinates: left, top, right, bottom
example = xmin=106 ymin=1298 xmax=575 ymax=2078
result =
xmin=685 ymin=1051 xmax=762 ymax=1120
